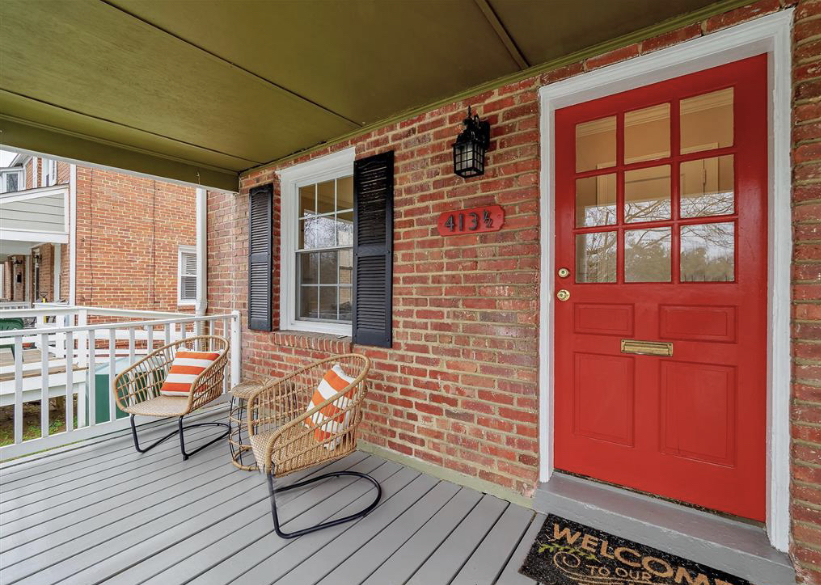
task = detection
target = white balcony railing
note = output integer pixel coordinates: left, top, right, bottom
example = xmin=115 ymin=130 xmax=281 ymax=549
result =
xmin=0 ymin=306 xmax=241 ymax=459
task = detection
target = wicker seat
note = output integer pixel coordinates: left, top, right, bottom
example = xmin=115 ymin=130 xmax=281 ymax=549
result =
xmin=247 ymin=354 xmax=380 ymax=538
xmin=114 ymin=336 xmax=230 ymax=460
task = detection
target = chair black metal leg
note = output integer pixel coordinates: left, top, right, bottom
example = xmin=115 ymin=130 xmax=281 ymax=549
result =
xmin=130 ymin=414 xmax=229 ymax=460
xmin=266 ymin=469 xmax=382 ymax=539
xmin=177 ymin=416 xmax=230 ymax=460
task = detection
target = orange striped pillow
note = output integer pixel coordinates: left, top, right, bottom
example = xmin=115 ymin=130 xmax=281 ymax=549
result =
xmin=159 ymin=351 xmax=222 ymax=397
xmin=305 ymin=365 xmax=355 ymax=449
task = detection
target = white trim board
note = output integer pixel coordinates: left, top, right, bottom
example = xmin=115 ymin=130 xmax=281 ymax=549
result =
xmin=537 ymin=10 xmax=793 ymax=552
xmin=277 ymin=147 xmax=356 ymax=336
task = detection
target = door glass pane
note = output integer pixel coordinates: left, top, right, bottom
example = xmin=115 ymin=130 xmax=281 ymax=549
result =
xmin=317 ymin=180 xmax=335 ymax=214
xmin=680 ymin=155 xmax=734 ymax=218
xmin=576 ymin=116 xmax=616 ymax=172
xmin=681 ymin=222 xmax=735 ymax=282
xmin=624 ymin=165 xmax=671 ymax=223
xmin=625 ymin=103 xmax=670 ymax=164
xmin=299 ymin=185 xmax=315 ymax=217
xmin=576 ymin=232 xmax=616 ymax=283
xmin=319 ymin=251 xmax=338 ymax=284
xmin=299 ymin=286 xmax=318 ymax=319
xmin=319 ymin=287 xmax=337 ymax=320
xmin=576 ymin=174 xmax=616 ymax=227
xmin=680 ymin=88 xmax=733 ymax=154
xmin=625 ymin=227 xmax=671 ymax=282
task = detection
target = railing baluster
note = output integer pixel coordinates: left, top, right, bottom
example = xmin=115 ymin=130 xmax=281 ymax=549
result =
xmin=65 ymin=331 xmax=74 ymax=432
xmin=40 ymin=333 xmax=50 ymax=438
xmin=147 ymin=324 xmax=154 ymax=355
xmin=180 ymin=322 xmax=187 ymax=341
xmin=109 ymin=328 xmax=116 ymax=423
xmin=129 ymin=327 xmax=136 ymax=364
xmin=14 ymin=337 xmax=23 ymax=445
xmin=88 ymin=329 xmax=96 ymax=427
xmin=165 ymin=322 xmax=172 ymax=346
xmin=77 ymin=309 xmax=88 ymax=428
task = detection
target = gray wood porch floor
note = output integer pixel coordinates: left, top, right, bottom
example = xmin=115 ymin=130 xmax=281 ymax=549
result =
xmin=0 ymin=407 xmax=544 ymax=585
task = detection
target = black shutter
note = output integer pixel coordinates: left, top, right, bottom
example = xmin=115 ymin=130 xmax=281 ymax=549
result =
xmin=352 ymin=151 xmax=394 ymax=347
xmin=248 ymin=184 xmax=272 ymax=331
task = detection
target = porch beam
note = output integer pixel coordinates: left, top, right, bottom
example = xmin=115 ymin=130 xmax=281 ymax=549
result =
xmin=473 ymin=0 xmax=529 ymax=70
xmin=0 ymin=117 xmax=240 ymax=192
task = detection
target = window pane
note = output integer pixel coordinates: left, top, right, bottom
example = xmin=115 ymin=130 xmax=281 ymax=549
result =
xmin=576 ymin=232 xmax=616 ymax=283
xmin=576 ymin=116 xmax=616 ymax=172
xmin=681 ymin=222 xmax=735 ymax=282
xmin=339 ymin=249 xmax=353 ymax=284
xmin=299 ymin=252 xmax=318 ymax=285
xmin=319 ymin=287 xmax=337 ymax=320
xmin=319 ymin=251 xmax=338 ymax=284
xmin=680 ymin=156 xmax=734 ymax=218
xmin=317 ymin=180 xmax=335 ymax=214
xmin=299 ymin=286 xmax=318 ymax=319
xmin=337 ymin=176 xmax=354 ymax=210
xmin=6 ymin=173 xmax=18 ymax=192
xmin=625 ymin=227 xmax=671 ymax=282
xmin=576 ymin=174 xmax=616 ymax=227
xmin=680 ymin=88 xmax=733 ymax=154
xmin=301 ymin=216 xmax=335 ymax=249
xmin=624 ymin=165 xmax=671 ymax=223
xmin=337 ymin=211 xmax=354 ymax=246
xmin=339 ymin=287 xmax=352 ymax=321
xmin=625 ymin=103 xmax=670 ymax=164
xmin=299 ymin=185 xmax=315 ymax=217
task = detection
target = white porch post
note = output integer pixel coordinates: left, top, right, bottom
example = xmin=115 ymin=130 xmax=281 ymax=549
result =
xmin=195 ymin=187 xmax=207 ymax=317
xmin=24 ymin=254 xmax=30 ymax=303
xmin=53 ymin=243 xmax=61 ymax=301
xmin=69 ymin=164 xmax=77 ymax=305
xmin=231 ymin=310 xmax=241 ymax=386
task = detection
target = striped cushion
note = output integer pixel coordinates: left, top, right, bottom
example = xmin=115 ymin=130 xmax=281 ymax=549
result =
xmin=159 ymin=351 xmax=222 ymax=397
xmin=305 ymin=364 xmax=355 ymax=449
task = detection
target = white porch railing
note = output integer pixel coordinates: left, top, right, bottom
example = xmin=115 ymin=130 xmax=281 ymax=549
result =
xmin=0 ymin=306 xmax=241 ymax=460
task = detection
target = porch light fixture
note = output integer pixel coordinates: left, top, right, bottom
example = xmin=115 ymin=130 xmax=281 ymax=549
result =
xmin=452 ymin=106 xmax=490 ymax=178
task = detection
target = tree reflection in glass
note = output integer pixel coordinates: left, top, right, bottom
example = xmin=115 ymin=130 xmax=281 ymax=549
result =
xmin=681 ymin=222 xmax=734 ymax=282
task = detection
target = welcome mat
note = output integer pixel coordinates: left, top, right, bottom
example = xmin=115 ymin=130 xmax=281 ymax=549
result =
xmin=519 ymin=515 xmax=751 ymax=585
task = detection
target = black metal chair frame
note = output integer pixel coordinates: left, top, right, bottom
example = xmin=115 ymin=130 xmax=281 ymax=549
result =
xmin=130 ymin=414 xmax=229 ymax=460
xmin=266 ymin=468 xmax=382 ymax=538
xmin=228 ymin=396 xmax=249 ymax=467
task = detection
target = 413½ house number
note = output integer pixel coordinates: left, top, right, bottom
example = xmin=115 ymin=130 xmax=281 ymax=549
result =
xmin=437 ymin=205 xmax=504 ymax=237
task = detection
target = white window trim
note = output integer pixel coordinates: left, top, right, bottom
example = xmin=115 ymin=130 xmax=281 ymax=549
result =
xmin=0 ymin=168 xmax=23 ymax=193
xmin=177 ymin=245 xmax=197 ymax=306
xmin=538 ymin=10 xmax=793 ymax=551
xmin=278 ymin=147 xmax=356 ymax=336
xmin=40 ymin=158 xmax=56 ymax=188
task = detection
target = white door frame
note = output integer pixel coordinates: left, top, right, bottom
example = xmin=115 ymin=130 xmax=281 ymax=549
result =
xmin=538 ymin=10 xmax=793 ymax=551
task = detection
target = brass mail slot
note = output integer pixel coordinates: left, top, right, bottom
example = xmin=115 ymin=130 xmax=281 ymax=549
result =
xmin=620 ymin=339 xmax=673 ymax=357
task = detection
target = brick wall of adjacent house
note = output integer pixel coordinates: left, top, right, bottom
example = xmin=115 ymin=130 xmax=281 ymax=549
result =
xmin=72 ymin=166 xmax=196 ymax=311
xmin=206 ymin=1 xmax=820 ymax=581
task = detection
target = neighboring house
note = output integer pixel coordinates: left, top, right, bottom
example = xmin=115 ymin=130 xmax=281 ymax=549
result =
xmin=0 ymin=154 xmax=198 ymax=312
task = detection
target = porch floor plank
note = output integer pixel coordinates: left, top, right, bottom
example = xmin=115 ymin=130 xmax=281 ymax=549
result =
xmin=0 ymin=412 xmax=539 ymax=585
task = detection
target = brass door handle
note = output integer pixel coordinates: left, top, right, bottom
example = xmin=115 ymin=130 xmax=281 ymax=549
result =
xmin=556 ymin=289 xmax=570 ymax=302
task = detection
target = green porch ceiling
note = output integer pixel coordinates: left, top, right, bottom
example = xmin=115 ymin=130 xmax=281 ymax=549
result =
xmin=0 ymin=0 xmax=743 ymax=191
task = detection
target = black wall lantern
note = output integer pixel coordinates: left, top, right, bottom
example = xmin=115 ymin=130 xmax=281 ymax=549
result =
xmin=452 ymin=106 xmax=490 ymax=178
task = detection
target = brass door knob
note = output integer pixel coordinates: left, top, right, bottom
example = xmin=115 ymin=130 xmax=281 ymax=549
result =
xmin=556 ymin=289 xmax=570 ymax=302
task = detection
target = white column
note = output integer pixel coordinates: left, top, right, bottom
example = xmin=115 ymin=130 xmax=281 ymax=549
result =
xmin=53 ymin=243 xmax=61 ymax=301
xmin=24 ymin=254 xmax=30 ymax=303
xmin=69 ymin=164 xmax=77 ymax=305
xmin=195 ymin=188 xmax=207 ymax=316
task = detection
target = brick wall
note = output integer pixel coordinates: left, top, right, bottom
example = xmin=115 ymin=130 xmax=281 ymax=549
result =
xmin=792 ymin=1 xmax=821 ymax=582
xmin=74 ymin=166 xmax=196 ymax=311
xmin=205 ymin=1 xmax=819 ymax=581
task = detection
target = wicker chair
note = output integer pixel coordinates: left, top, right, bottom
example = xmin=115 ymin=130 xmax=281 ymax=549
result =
xmin=114 ymin=336 xmax=230 ymax=460
xmin=247 ymin=354 xmax=380 ymax=538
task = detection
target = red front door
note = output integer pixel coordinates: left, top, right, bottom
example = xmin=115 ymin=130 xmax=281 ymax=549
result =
xmin=553 ymin=55 xmax=768 ymax=521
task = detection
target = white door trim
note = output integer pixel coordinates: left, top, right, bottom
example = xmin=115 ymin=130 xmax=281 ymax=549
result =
xmin=538 ymin=9 xmax=793 ymax=552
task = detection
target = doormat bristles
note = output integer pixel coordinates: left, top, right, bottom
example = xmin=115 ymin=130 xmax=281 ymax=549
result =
xmin=519 ymin=514 xmax=751 ymax=585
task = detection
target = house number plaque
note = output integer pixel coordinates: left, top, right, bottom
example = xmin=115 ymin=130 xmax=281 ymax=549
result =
xmin=437 ymin=205 xmax=504 ymax=237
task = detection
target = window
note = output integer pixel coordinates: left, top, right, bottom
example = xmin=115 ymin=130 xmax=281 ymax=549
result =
xmin=178 ymin=246 xmax=197 ymax=305
xmin=279 ymin=148 xmax=356 ymax=335
xmin=41 ymin=158 xmax=57 ymax=187
xmin=0 ymin=169 xmax=23 ymax=193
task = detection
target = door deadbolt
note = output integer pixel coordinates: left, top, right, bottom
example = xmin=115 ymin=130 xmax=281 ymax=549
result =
xmin=557 ymin=268 xmax=570 ymax=278
xmin=556 ymin=289 xmax=570 ymax=302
